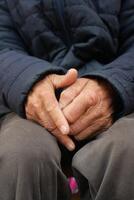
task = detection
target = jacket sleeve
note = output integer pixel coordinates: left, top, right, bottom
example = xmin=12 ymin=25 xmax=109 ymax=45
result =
xmin=79 ymin=0 xmax=134 ymax=116
xmin=0 ymin=0 xmax=66 ymax=117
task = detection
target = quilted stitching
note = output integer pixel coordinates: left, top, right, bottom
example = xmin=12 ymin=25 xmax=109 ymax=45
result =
xmin=7 ymin=0 xmax=119 ymax=63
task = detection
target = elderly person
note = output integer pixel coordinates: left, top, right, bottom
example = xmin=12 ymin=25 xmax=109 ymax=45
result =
xmin=0 ymin=0 xmax=134 ymax=199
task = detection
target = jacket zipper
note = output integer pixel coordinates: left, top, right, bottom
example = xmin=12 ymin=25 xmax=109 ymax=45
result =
xmin=53 ymin=0 xmax=71 ymax=47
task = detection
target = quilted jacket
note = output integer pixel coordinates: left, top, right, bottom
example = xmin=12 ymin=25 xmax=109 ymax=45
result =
xmin=0 ymin=0 xmax=134 ymax=118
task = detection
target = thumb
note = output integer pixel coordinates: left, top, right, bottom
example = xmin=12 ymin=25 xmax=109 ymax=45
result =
xmin=51 ymin=68 xmax=78 ymax=89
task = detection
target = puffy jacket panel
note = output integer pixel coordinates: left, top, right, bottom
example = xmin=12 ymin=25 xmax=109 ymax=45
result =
xmin=7 ymin=0 xmax=120 ymax=63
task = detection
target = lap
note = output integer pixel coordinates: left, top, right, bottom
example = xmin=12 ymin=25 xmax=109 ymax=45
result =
xmin=72 ymin=112 xmax=134 ymax=176
xmin=1 ymin=112 xmax=134 ymax=171
xmin=0 ymin=112 xmax=61 ymax=164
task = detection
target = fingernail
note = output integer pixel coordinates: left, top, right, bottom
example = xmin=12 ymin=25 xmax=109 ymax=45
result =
xmin=60 ymin=125 xmax=69 ymax=135
xmin=68 ymin=143 xmax=75 ymax=151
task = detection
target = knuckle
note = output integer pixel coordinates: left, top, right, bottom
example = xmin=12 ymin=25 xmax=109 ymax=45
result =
xmin=87 ymin=91 xmax=98 ymax=106
xmin=45 ymin=103 xmax=57 ymax=113
xmin=26 ymin=96 xmax=40 ymax=110
xmin=25 ymin=103 xmax=34 ymax=115
xmin=33 ymin=102 xmax=40 ymax=110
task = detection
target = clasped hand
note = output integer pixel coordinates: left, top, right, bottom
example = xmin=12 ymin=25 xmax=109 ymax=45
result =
xmin=25 ymin=69 xmax=114 ymax=151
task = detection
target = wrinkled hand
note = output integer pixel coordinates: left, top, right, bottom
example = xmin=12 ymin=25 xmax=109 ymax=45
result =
xmin=25 ymin=69 xmax=78 ymax=151
xmin=59 ymin=78 xmax=114 ymax=141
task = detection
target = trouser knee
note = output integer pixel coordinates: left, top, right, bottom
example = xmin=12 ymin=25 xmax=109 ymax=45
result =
xmin=0 ymin=114 xmax=70 ymax=200
xmin=72 ymin=114 xmax=134 ymax=199
xmin=0 ymin=114 xmax=62 ymax=193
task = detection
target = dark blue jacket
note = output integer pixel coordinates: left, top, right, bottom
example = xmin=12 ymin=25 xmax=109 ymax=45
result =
xmin=0 ymin=0 xmax=134 ymax=118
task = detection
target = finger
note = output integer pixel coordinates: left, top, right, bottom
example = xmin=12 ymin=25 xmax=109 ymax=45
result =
xmin=70 ymin=106 xmax=101 ymax=135
xmin=44 ymin=84 xmax=70 ymax=135
xmin=70 ymin=100 xmax=113 ymax=135
xmin=26 ymin=86 xmax=70 ymax=135
xmin=27 ymin=112 xmax=75 ymax=151
xmin=37 ymin=116 xmax=76 ymax=151
xmin=74 ymin=119 xmax=112 ymax=141
xmin=36 ymin=110 xmax=57 ymax=131
xmin=52 ymin=129 xmax=75 ymax=151
xmin=59 ymin=78 xmax=88 ymax=109
xmin=50 ymin=68 xmax=78 ymax=89
xmin=62 ymin=88 xmax=95 ymax=124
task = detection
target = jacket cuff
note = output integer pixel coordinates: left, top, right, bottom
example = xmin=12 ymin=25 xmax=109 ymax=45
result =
xmin=3 ymin=52 xmax=66 ymax=117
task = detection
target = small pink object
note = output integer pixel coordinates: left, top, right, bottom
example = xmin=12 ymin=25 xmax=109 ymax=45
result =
xmin=68 ymin=177 xmax=79 ymax=194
